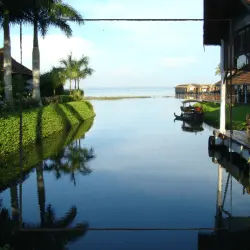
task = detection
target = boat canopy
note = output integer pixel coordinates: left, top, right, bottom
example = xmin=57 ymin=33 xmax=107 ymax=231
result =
xmin=182 ymin=100 xmax=203 ymax=104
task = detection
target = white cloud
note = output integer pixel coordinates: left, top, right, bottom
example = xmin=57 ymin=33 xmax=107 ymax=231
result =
xmin=11 ymin=34 xmax=99 ymax=73
xmin=161 ymin=56 xmax=197 ymax=68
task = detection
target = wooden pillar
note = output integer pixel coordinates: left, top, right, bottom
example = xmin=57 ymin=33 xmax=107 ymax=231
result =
xmin=220 ymin=40 xmax=226 ymax=134
xmin=237 ymin=85 xmax=240 ymax=104
xmin=247 ymin=114 xmax=250 ymax=138
xmin=244 ymin=84 xmax=247 ymax=104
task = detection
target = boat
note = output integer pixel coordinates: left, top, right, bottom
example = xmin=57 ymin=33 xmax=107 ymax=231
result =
xmin=174 ymin=100 xmax=204 ymax=122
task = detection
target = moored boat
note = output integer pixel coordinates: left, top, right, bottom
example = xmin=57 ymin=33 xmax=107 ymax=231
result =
xmin=174 ymin=100 xmax=204 ymax=122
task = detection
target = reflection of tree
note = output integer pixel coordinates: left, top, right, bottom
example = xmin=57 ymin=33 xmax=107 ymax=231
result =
xmin=36 ymin=162 xmax=46 ymax=227
xmin=18 ymin=205 xmax=88 ymax=250
xmin=0 ymin=203 xmax=88 ymax=250
xmin=44 ymin=141 xmax=95 ymax=185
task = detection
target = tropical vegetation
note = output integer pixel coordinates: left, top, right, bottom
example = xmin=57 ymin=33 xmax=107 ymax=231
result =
xmin=0 ymin=0 xmax=87 ymax=107
xmin=196 ymin=102 xmax=250 ymax=130
xmin=60 ymin=53 xmax=94 ymax=92
xmin=0 ymin=101 xmax=95 ymax=157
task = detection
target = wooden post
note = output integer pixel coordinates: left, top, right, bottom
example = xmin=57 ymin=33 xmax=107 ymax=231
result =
xmin=237 ymin=85 xmax=240 ymax=104
xmin=244 ymin=84 xmax=247 ymax=104
xmin=247 ymin=114 xmax=250 ymax=138
xmin=220 ymin=40 xmax=226 ymax=134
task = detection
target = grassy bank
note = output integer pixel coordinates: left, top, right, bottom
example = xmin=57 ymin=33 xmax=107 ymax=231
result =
xmin=0 ymin=119 xmax=94 ymax=190
xmin=0 ymin=101 xmax=95 ymax=156
xmin=197 ymin=102 xmax=250 ymax=130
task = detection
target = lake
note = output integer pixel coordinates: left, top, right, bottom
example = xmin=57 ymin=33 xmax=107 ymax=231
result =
xmin=0 ymin=97 xmax=250 ymax=250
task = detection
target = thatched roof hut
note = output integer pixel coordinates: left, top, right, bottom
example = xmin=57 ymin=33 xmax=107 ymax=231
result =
xmin=0 ymin=48 xmax=32 ymax=77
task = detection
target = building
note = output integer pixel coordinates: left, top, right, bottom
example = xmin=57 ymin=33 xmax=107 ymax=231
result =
xmin=204 ymin=0 xmax=250 ymax=132
xmin=0 ymin=48 xmax=32 ymax=97
xmin=0 ymin=49 xmax=32 ymax=78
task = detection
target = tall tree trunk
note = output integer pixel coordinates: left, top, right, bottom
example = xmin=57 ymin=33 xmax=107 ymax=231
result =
xmin=36 ymin=163 xmax=46 ymax=227
xmin=74 ymin=79 xmax=76 ymax=90
xmin=69 ymin=79 xmax=72 ymax=92
xmin=77 ymin=78 xmax=80 ymax=90
xmin=3 ymin=12 xmax=13 ymax=106
xmin=19 ymin=96 xmax=23 ymax=226
xmin=32 ymin=19 xmax=42 ymax=106
xmin=20 ymin=22 xmax=23 ymax=64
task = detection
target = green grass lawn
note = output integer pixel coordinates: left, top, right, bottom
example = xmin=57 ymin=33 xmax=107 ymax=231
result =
xmin=197 ymin=102 xmax=250 ymax=130
xmin=0 ymin=101 xmax=95 ymax=156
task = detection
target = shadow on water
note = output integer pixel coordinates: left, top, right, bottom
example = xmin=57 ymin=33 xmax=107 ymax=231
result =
xmin=198 ymin=146 xmax=250 ymax=250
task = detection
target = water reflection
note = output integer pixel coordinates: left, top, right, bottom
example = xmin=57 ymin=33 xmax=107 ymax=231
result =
xmin=0 ymin=202 xmax=88 ymax=250
xmin=44 ymin=141 xmax=95 ymax=185
xmin=0 ymin=118 xmax=94 ymax=191
xmin=0 ymin=119 xmax=95 ymax=249
xmin=199 ymin=147 xmax=250 ymax=250
xmin=174 ymin=119 xmax=204 ymax=134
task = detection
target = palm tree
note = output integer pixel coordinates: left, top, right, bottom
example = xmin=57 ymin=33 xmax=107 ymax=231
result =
xmin=215 ymin=63 xmax=221 ymax=76
xmin=26 ymin=0 xmax=84 ymax=105
xmin=60 ymin=53 xmax=75 ymax=92
xmin=74 ymin=55 xmax=94 ymax=90
xmin=60 ymin=54 xmax=94 ymax=91
xmin=0 ymin=1 xmax=29 ymax=106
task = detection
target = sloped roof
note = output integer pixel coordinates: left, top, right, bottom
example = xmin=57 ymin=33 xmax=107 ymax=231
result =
xmin=0 ymin=48 xmax=32 ymax=76
xmin=214 ymin=70 xmax=250 ymax=85
xmin=231 ymin=70 xmax=250 ymax=84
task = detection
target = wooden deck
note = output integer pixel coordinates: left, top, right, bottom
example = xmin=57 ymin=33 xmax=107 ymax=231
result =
xmin=213 ymin=130 xmax=250 ymax=162
xmin=224 ymin=130 xmax=250 ymax=149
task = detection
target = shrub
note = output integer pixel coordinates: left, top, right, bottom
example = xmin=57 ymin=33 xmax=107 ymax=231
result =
xmin=71 ymin=89 xmax=84 ymax=100
xmin=0 ymin=101 xmax=95 ymax=157
xmin=42 ymin=95 xmax=74 ymax=105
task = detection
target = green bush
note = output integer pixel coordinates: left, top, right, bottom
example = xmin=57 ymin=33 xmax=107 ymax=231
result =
xmin=0 ymin=118 xmax=94 ymax=189
xmin=42 ymin=95 xmax=75 ymax=105
xmin=40 ymin=68 xmax=65 ymax=97
xmin=0 ymin=101 xmax=95 ymax=157
xmin=71 ymin=89 xmax=84 ymax=100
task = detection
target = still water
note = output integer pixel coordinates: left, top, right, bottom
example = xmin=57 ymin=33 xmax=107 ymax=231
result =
xmin=0 ymin=97 xmax=250 ymax=249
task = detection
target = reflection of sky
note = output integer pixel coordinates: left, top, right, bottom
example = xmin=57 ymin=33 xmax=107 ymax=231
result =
xmin=1 ymin=98 xmax=250 ymax=249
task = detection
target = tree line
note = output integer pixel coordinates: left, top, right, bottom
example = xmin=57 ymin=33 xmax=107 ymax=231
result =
xmin=0 ymin=0 xmax=86 ymax=107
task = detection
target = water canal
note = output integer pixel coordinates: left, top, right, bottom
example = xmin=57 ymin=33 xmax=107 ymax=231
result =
xmin=0 ymin=97 xmax=250 ymax=249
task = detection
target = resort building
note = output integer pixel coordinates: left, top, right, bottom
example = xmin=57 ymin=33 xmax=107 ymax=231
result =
xmin=203 ymin=0 xmax=250 ymax=124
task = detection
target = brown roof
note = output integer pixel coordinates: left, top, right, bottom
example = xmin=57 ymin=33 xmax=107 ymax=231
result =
xmin=0 ymin=48 xmax=32 ymax=76
xmin=214 ymin=70 xmax=250 ymax=85
xmin=231 ymin=70 xmax=250 ymax=85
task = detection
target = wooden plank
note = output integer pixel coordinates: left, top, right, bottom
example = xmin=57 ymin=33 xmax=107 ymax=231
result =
xmin=225 ymin=130 xmax=250 ymax=149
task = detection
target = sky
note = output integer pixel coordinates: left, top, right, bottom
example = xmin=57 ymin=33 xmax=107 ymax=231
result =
xmin=2 ymin=0 xmax=221 ymax=89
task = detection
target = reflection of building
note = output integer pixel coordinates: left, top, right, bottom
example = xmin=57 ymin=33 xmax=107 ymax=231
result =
xmin=198 ymin=147 xmax=250 ymax=250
